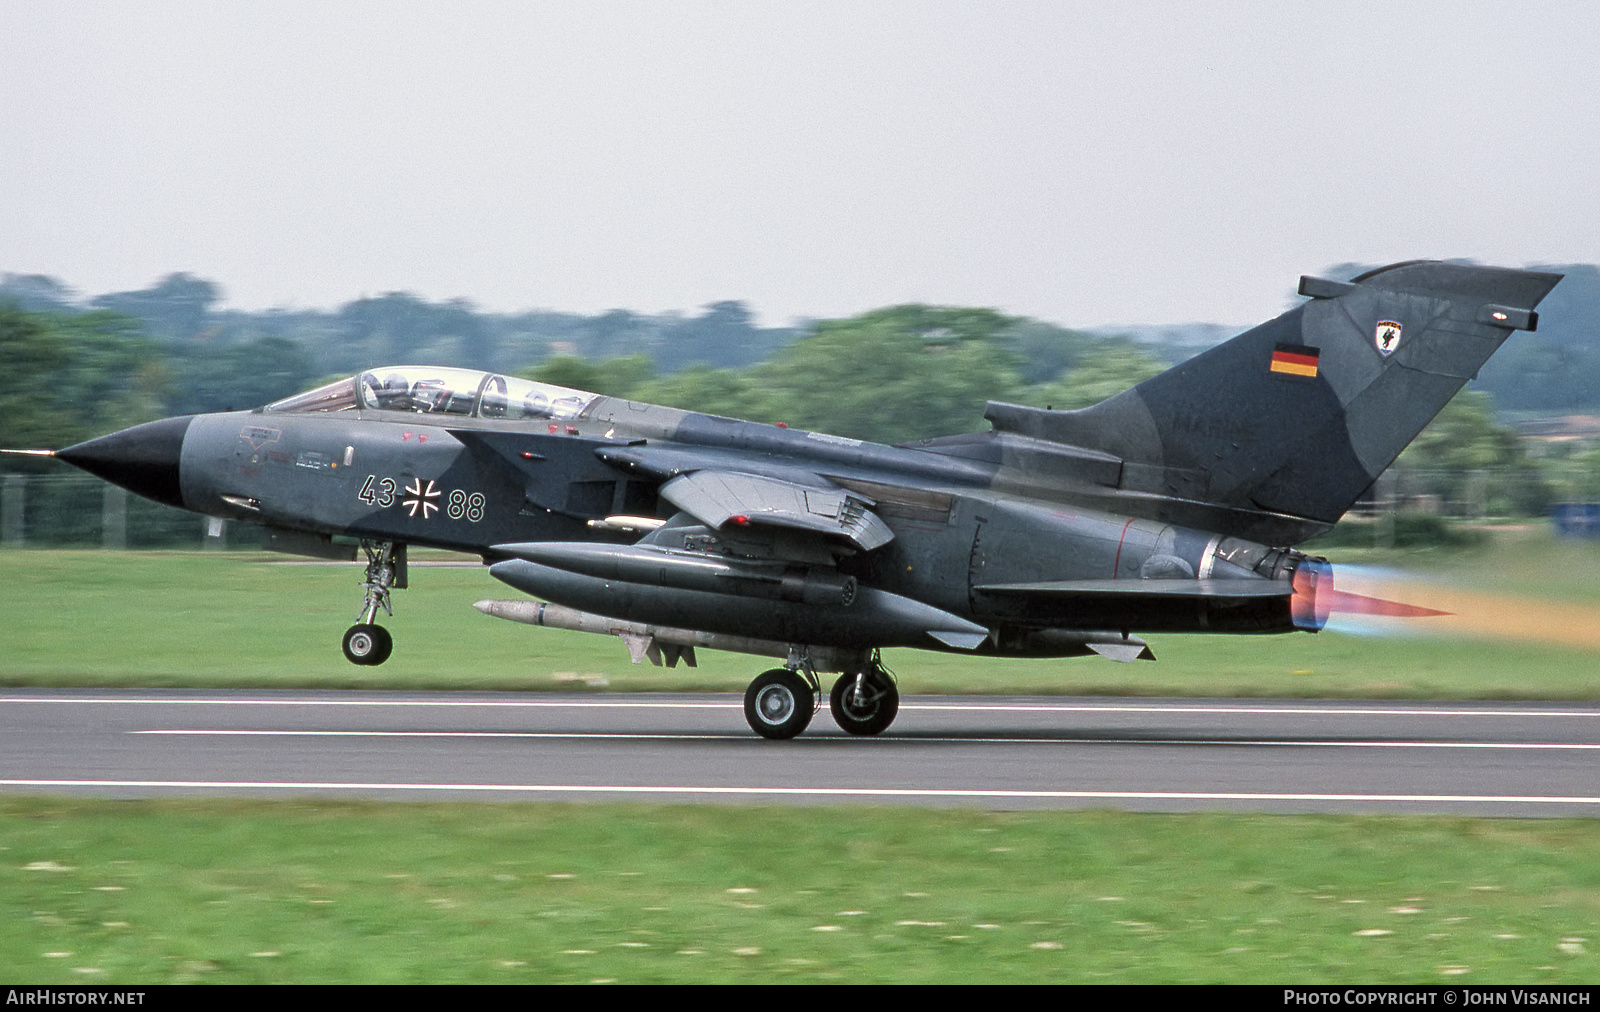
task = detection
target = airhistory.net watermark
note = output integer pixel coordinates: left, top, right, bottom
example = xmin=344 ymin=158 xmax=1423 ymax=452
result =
xmin=5 ymin=992 xmax=145 ymax=1006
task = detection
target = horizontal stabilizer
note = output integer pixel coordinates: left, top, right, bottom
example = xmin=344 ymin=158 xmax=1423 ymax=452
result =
xmin=976 ymin=578 xmax=1291 ymax=600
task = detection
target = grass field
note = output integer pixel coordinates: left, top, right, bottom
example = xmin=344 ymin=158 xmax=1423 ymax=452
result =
xmin=4 ymin=532 xmax=1599 ymax=983
xmin=2 ymin=798 xmax=1597 ymax=984
xmin=4 ymin=528 xmax=1600 ymax=697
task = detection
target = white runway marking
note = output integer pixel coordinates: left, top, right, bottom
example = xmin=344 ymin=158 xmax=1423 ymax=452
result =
xmin=0 ymin=696 xmax=735 ymax=709
xmin=137 ymin=729 xmax=736 ymax=741
xmin=909 ymin=703 xmax=1600 ymax=718
xmin=131 ymin=729 xmax=1600 ymax=750
xmin=7 ymin=696 xmax=1600 ymax=718
xmin=4 ymin=778 xmax=1599 ymax=806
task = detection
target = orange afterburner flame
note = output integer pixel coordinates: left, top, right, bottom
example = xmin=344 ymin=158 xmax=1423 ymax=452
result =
xmin=1324 ymin=565 xmax=1600 ymax=650
xmin=1326 ymin=590 xmax=1450 ymax=619
xmin=1291 ymin=559 xmax=1453 ymax=631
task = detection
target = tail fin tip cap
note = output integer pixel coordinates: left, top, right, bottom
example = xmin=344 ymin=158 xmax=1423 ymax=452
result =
xmin=1480 ymin=304 xmax=1538 ymax=331
xmin=1299 ymin=276 xmax=1358 ymax=300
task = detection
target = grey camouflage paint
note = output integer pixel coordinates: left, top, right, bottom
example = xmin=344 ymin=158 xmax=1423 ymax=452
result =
xmin=52 ymin=262 xmax=1561 ymax=667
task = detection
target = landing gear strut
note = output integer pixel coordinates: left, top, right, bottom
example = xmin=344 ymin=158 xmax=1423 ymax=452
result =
xmin=829 ymin=656 xmax=899 ymax=736
xmin=343 ymin=540 xmax=400 ymax=666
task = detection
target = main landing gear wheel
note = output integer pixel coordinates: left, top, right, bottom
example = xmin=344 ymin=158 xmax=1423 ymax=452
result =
xmin=744 ymin=669 xmax=815 ymax=740
xmin=830 ymin=669 xmax=899 ymax=735
xmin=342 ymin=623 xmax=393 ymax=666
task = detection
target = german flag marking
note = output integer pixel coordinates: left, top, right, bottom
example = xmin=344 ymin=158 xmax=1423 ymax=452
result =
xmin=1270 ymin=343 xmax=1320 ymax=378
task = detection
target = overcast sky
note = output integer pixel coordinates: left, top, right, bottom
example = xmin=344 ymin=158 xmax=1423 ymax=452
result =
xmin=2 ymin=1 xmax=1597 ymax=327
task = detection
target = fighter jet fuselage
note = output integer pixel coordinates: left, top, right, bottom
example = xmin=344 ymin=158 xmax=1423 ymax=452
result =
xmin=36 ymin=262 xmax=1563 ymax=738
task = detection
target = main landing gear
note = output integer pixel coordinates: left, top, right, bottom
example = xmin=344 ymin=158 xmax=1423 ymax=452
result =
xmin=343 ymin=540 xmax=400 ymax=666
xmin=742 ymin=651 xmax=899 ymax=740
xmin=744 ymin=668 xmax=816 ymax=740
xmin=829 ymin=663 xmax=899 ymax=736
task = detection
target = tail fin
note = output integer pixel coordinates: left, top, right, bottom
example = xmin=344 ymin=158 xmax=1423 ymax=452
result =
xmin=985 ymin=261 xmax=1561 ymax=530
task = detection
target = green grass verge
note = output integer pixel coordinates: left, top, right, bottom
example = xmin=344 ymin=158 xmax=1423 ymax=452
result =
xmin=5 ymin=538 xmax=1600 ymax=984
xmin=4 ymin=530 xmax=1600 ymax=697
xmin=2 ymin=798 xmax=1597 ymax=984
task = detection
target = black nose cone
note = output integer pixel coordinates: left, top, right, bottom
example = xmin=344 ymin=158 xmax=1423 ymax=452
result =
xmin=57 ymin=416 xmax=194 ymax=509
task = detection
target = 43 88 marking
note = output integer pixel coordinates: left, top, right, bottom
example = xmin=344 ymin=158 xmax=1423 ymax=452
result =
xmin=357 ymin=475 xmax=484 ymax=522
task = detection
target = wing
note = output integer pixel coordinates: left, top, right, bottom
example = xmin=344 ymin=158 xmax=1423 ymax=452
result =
xmin=658 ymin=470 xmax=894 ymax=552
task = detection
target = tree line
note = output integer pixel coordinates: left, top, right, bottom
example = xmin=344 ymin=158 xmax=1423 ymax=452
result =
xmin=3 ymin=268 xmax=1597 ymax=532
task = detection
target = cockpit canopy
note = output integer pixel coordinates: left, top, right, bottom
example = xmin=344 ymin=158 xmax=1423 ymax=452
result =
xmin=263 ymin=366 xmax=599 ymax=421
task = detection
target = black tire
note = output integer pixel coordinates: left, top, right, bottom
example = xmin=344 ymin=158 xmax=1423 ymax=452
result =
xmin=829 ymin=671 xmax=899 ymax=735
xmin=743 ymin=669 xmax=815 ymax=740
xmin=342 ymin=624 xmax=393 ymax=666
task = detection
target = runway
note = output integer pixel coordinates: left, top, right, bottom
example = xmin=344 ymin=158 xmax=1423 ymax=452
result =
xmin=3 ymin=689 xmax=1599 ymax=815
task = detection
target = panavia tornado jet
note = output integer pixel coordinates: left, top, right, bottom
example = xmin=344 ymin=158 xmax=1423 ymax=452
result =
xmin=22 ymin=262 xmax=1561 ymax=738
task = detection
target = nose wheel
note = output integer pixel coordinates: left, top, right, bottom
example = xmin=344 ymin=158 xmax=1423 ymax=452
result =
xmin=342 ymin=540 xmax=402 ymax=665
xmin=342 ymin=623 xmax=393 ymax=666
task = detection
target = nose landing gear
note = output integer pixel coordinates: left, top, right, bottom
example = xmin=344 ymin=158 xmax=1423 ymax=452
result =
xmin=342 ymin=540 xmax=403 ymax=666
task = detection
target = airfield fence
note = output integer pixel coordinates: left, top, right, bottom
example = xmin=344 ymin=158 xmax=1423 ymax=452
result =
xmin=0 ymin=472 xmax=258 ymax=549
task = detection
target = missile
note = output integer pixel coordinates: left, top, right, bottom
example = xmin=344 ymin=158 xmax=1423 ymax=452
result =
xmin=476 ymin=595 xmax=1157 ymax=666
xmin=473 ymin=598 xmax=864 ymax=671
xmin=486 ymin=558 xmax=989 ymax=651
xmin=492 ymin=541 xmax=856 ymax=606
